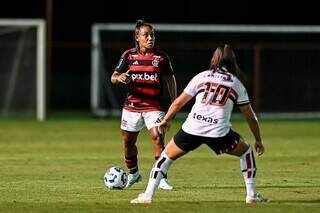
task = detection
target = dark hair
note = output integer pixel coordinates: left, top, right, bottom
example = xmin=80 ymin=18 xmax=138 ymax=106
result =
xmin=134 ymin=19 xmax=154 ymax=49
xmin=210 ymin=44 xmax=245 ymax=82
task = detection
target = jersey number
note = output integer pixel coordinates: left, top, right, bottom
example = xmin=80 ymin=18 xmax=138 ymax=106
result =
xmin=201 ymin=82 xmax=231 ymax=106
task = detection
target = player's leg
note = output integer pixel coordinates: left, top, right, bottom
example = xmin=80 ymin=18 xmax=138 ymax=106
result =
xmin=148 ymin=126 xmax=174 ymax=190
xmin=148 ymin=126 xmax=165 ymax=160
xmin=145 ymin=111 xmax=173 ymax=190
xmin=226 ymin=132 xmax=269 ymax=203
xmin=131 ymin=129 xmax=200 ymax=203
xmin=121 ymin=130 xmax=142 ymax=187
xmin=227 ymin=139 xmax=257 ymax=200
xmin=120 ymin=109 xmax=144 ymax=188
xmin=130 ymin=138 xmax=187 ymax=203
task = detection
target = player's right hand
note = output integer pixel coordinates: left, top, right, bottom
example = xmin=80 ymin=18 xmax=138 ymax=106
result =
xmin=117 ymin=70 xmax=131 ymax=84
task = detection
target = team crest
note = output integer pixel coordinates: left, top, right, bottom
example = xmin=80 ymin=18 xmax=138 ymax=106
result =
xmin=152 ymin=59 xmax=159 ymax=67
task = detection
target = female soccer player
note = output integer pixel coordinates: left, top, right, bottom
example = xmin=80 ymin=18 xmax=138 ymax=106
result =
xmin=131 ymin=44 xmax=269 ymax=203
xmin=111 ymin=20 xmax=177 ymax=189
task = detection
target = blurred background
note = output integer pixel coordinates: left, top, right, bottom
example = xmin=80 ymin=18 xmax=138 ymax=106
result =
xmin=0 ymin=0 xmax=319 ymax=120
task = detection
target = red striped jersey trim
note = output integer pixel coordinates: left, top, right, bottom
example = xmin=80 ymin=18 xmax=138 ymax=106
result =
xmin=124 ymin=105 xmax=163 ymax=112
xmin=129 ymin=65 xmax=161 ymax=72
xmin=132 ymin=79 xmax=160 ymax=84
xmin=130 ymin=87 xmax=160 ymax=96
xmin=128 ymin=54 xmax=157 ymax=60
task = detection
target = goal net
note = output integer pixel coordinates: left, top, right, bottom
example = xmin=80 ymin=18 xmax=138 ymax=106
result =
xmin=91 ymin=23 xmax=320 ymax=119
xmin=0 ymin=19 xmax=46 ymax=121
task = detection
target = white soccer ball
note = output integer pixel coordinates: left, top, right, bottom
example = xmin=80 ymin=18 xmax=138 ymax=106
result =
xmin=103 ymin=166 xmax=128 ymax=189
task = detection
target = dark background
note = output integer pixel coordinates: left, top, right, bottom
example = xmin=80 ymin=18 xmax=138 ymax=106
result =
xmin=0 ymin=0 xmax=319 ymax=111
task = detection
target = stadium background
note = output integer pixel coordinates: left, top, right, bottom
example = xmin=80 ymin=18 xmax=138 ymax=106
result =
xmin=0 ymin=1 xmax=320 ymax=212
xmin=1 ymin=0 xmax=319 ymax=116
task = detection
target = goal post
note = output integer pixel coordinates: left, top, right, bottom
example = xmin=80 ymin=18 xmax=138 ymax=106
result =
xmin=0 ymin=19 xmax=46 ymax=121
xmin=91 ymin=23 xmax=320 ymax=119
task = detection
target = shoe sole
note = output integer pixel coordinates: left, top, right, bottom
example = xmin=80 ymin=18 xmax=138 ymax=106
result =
xmin=158 ymin=186 xmax=173 ymax=190
xmin=130 ymin=199 xmax=152 ymax=204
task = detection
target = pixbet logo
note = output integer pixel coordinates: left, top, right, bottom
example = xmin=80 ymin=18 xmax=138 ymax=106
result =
xmin=131 ymin=73 xmax=158 ymax=81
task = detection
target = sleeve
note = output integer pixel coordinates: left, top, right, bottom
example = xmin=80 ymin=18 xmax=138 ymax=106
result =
xmin=235 ymin=79 xmax=250 ymax=105
xmin=114 ymin=51 xmax=129 ymax=73
xmin=161 ymin=54 xmax=174 ymax=76
xmin=183 ymin=75 xmax=199 ymax=97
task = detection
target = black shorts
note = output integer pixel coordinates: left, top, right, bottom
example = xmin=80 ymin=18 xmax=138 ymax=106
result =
xmin=173 ymin=129 xmax=240 ymax=155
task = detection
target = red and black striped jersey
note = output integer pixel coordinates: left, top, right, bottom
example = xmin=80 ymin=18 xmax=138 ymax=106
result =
xmin=115 ymin=47 xmax=174 ymax=112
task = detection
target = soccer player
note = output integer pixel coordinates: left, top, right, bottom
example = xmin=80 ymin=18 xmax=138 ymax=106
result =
xmin=111 ymin=20 xmax=177 ymax=190
xmin=131 ymin=44 xmax=270 ymax=203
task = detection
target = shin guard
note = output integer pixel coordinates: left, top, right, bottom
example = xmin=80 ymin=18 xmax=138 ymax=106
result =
xmin=240 ymin=145 xmax=257 ymax=197
xmin=144 ymin=151 xmax=173 ymax=198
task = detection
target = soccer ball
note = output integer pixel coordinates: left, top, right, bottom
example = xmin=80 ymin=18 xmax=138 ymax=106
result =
xmin=103 ymin=166 xmax=128 ymax=189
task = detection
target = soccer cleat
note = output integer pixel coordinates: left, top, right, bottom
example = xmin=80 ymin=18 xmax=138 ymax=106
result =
xmin=246 ymin=193 xmax=270 ymax=204
xmin=130 ymin=193 xmax=152 ymax=204
xmin=125 ymin=172 xmax=142 ymax=188
xmin=158 ymin=178 xmax=173 ymax=190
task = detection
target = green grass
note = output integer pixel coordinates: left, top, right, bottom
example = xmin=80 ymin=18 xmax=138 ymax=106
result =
xmin=0 ymin=118 xmax=319 ymax=212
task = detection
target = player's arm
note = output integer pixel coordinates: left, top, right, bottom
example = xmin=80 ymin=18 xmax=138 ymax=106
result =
xmin=161 ymin=54 xmax=177 ymax=102
xmin=158 ymin=92 xmax=192 ymax=134
xmin=163 ymin=74 xmax=177 ymax=102
xmin=239 ymin=104 xmax=264 ymax=156
xmin=111 ymin=51 xmax=130 ymax=84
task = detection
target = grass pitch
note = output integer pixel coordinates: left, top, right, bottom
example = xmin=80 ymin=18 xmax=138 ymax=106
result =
xmin=0 ymin=117 xmax=319 ymax=212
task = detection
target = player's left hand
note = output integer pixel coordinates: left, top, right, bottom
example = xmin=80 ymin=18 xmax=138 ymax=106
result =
xmin=158 ymin=120 xmax=170 ymax=134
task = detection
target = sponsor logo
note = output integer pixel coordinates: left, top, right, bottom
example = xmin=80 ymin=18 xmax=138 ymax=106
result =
xmin=131 ymin=73 xmax=158 ymax=81
xmin=132 ymin=60 xmax=139 ymax=65
xmin=193 ymin=113 xmax=218 ymax=124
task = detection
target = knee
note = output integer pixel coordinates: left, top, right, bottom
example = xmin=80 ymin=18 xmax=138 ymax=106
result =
xmin=150 ymin=128 xmax=164 ymax=146
xmin=227 ymin=138 xmax=250 ymax=156
xmin=151 ymin=136 xmax=164 ymax=148
xmin=150 ymin=131 xmax=160 ymax=141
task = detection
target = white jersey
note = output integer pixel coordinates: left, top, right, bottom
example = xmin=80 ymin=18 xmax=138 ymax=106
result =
xmin=182 ymin=70 xmax=249 ymax=137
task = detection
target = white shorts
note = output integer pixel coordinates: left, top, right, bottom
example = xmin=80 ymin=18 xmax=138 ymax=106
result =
xmin=120 ymin=109 xmax=165 ymax=132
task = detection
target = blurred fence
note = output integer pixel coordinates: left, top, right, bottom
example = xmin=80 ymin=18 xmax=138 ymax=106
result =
xmin=91 ymin=24 xmax=320 ymax=119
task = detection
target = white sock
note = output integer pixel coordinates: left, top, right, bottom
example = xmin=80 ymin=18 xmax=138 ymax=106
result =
xmin=239 ymin=145 xmax=257 ymax=197
xmin=144 ymin=151 xmax=173 ymax=198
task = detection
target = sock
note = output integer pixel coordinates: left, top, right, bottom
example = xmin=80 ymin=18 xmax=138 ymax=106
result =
xmin=125 ymin=156 xmax=138 ymax=174
xmin=155 ymin=156 xmax=167 ymax=179
xmin=239 ymin=145 xmax=257 ymax=197
xmin=144 ymin=151 xmax=173 ymax=198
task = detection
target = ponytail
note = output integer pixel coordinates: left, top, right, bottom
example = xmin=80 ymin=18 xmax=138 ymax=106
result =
xmin=210 ymin=44 xmax=246 ymax=83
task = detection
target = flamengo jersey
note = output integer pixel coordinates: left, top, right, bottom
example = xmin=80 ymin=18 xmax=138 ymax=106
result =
xmin=115 ymin=48 xmax=174 ymax=112
xmin=182 ymin=70 xmax=250 ymax=137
